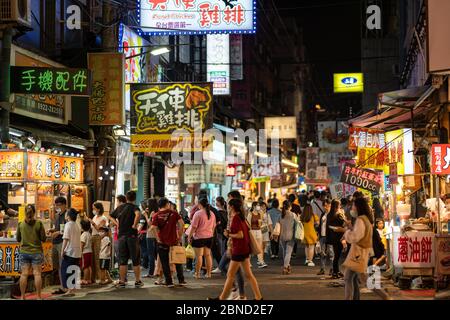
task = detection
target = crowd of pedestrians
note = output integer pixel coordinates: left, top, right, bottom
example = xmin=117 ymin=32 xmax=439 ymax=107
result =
xmin=14 ymin=187 xmax=389 ymax=301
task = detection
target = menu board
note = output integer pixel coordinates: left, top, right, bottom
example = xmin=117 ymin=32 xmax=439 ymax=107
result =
xmin=27 ymin=152 xmax=84 ymax=183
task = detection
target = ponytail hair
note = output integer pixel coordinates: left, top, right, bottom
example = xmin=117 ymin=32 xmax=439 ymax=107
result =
xmin=25 ymin=204 xmax=36 ymax=225
xmin=281 ymin=200 xmax=290 ymax=219
xmin=199 ymin=197 xmax=211 ymax=219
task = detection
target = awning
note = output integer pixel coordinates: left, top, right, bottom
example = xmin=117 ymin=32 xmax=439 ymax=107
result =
xmin=349 ymin=86 xmax=436 ymax=131
xmin=11 ymin=124 xmax=95 ymax=150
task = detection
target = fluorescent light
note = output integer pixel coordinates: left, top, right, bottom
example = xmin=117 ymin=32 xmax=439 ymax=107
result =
xmin=255 ymin=152 xmax=268 ymax=158
xmin=282 ymin=159 xmax=299 ymax=168
xmin=150 ymin=47 xmax=170 ymax=56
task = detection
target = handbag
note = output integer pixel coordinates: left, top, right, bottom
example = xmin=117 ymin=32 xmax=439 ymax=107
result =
xmin=272 ymin=222 xmax=281 ymax=236
xmin=294 ymin=220 xmax=304 ymax=241
xmin=342 ymin=244 xmax=368 ymax=273
xmin=170 ymin=245 xmax=187 ymax=264
xmin=246 ymin=221 xmax=262 ymax=255
xmin=185 ymin=244 xmax=195 ymax=260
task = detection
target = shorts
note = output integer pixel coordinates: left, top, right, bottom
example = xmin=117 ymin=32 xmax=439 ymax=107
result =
xmin=192 ymin=237 xmax=213 ymax=249
xmin=81 ymin=252 xmax=93 ymax=270
xmin=231 ymin=254 xmax=249 ymax=262
xmin=100 ymin=259 xmax=111 ymax=270
xmin=118 ymin=235 xmax=140 ymax=266
xmin=20 ymin=253 xmax=43 ymax=266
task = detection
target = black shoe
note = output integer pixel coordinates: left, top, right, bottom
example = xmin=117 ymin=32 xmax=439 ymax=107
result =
xmin=135 ymin=280 xmax=144 ymax=288
xmin=177 ymin=280 xmax=187 ymax=287
xmin=165 ymin=283 xmax=175 ymax=288
xmin=337 ymin=272 xmax=344 ymax=278
xmin=207 ymin=296 xmax=220 ymax=300
xmin=115 ymin=282 xmax=126 ymax=288
xmin=331 ymin=273 xmax=339 ymax=279
xmin=317 ymin=269 xmax=325 ymax=275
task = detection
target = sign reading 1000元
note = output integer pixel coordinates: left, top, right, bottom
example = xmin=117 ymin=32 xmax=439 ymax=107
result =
xmin=10 ymin=66 xmax=91 ymax=96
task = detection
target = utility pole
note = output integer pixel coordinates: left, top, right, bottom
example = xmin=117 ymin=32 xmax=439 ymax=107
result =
xmin=0 ymin=27 xmax=13 ymax=146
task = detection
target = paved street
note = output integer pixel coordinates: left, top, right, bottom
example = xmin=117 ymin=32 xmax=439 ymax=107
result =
xmin=48 ymin=255 xmax=405 ymax=301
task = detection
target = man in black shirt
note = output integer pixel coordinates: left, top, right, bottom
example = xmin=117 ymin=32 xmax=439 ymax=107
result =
xmin=110 ymin=191 xmax=143 ymax=288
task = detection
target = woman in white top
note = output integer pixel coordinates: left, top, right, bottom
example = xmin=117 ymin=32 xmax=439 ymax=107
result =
xmin=342 ymin=197 xmax=374 ymax=300
xmin=278 ymin=201 xmax=298 ymax=275
xmin=89 ymin=202 xmax=108 ymax=283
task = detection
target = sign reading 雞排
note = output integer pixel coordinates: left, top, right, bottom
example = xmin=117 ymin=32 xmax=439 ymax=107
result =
xmin=10 ymin=66 xmax=91 ymax=96
xmin=340 ymin=163 xmax=382 ymax=193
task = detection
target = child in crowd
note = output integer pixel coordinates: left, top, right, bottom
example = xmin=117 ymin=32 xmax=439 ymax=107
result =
xmin=99 ymin=226 xmax=112 ymax=284
xmin=376 ymin=218 xmax=388 ymax=250
xmin=80 ymin=220 xmax=93 ymax=285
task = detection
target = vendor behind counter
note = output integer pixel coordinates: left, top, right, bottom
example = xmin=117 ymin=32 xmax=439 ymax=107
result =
xmin=0 ymin=199 xmax=18 ymax=233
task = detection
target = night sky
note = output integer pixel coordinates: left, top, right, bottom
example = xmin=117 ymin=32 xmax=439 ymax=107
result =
xmin=276 ymin=0 xmax=362 ymax=117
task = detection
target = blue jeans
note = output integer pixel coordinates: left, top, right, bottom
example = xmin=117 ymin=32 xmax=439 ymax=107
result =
xmin=146 ymin=238 xmax=156 ymax=275
xmin=139 ymin=236 xmax=148 ymax=268
xmin=219 ymin=252 xmax=245 ymax=295
xmin=280 ymin=240 xmax=295 ymax=268
xmin=20 ymin=253 xmax=43 ymax=266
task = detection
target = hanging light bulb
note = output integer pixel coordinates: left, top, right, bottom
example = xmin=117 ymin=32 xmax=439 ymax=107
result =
xmin=98 ymin=176 xmax=103 ymax=180
xmin=53 ymin=150 xmax=58 ymax=154
xmin=99 ymin=165 xmax=103 ymax=170
xmin=111 ymin=165 xmax=115 ymax=170
xmin=65 ymin=152 xmax=69 ymax=156
xmin=104 ymin=171 xmax=109 ymax=175
xmin=70 ymin=153 xmax=74 ymax=157
xmin=110 ymin=176 xmax=114 ymax=180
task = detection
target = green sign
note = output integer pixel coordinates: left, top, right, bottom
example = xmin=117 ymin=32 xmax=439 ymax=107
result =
xmin=10 ymin=66 xmax=91 ymax=96
xmin=252 ymin=176 xmax=270 ymax=183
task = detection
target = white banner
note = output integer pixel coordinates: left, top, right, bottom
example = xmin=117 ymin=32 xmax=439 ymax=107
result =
xmin=264 ymin=117 xmax=297 ymax=139
xmin=207 ymin=34 xmax=230 ymax=95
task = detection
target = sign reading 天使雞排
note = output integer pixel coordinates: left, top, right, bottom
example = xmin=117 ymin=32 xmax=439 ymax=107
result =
xmin=131 ymin=83 xmax=213 ymax=134
xmin=340 ymin=163 xmax=382 ymax=193
xmin=10 ymin=66 xmax=91 ymax=96
xmin=138 ymin=0 xmax=256 ymax=36
xmin=88 ymin=53 xmax=125 ymax=125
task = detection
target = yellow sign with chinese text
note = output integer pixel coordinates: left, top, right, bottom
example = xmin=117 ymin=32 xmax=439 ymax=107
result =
xmin=27 ymin=152 xmax=84 ymax=183
xmin=0 ymin=151 xmax=25 ymax=181
xmin=356 ymin=148 xmax=384 ymax=170
xmin=131 ymin=134 xmax=213 ymax=153
xmin=88 ymin=53 xmax=125 ymax=125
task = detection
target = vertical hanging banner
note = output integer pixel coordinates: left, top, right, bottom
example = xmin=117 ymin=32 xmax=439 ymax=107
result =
xmin=138 ymin=0 xmax=256 ymax=35
xmin=207 ymin=34 xmax=230 ymax=96
xmin=230 ymin=34 xmax=243 ymax=80
xmin=88 ymin=53 xmax=125 ymax=125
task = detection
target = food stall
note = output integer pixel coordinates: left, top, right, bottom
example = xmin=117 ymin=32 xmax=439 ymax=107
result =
xmin=0 ymin=149 xmax=87 ymax=278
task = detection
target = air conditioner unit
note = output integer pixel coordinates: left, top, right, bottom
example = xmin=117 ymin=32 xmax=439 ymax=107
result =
xmin=0 ymin=0 xmax=32 ymax=28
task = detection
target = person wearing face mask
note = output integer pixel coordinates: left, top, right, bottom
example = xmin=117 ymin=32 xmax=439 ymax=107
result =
xmin=49 ymin=197 xmax=68 ymax=294
xmin=89 ymin=202 xmax=108 ymax=284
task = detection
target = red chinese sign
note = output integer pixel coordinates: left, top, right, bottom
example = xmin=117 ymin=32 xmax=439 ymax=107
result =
xmin=431 ymin=144 xmax=450 ymax=175
xmin=349 ymin=128 xmax=385 ymax=150
xmin=340 ymin=164 xmax=382 ymax=193
xmin=394 ymin=232 xmax=435 ymax=268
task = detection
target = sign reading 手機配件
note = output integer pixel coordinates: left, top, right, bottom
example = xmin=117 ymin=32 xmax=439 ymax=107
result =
xmin=10 ymin=66 xmax=91 ymax=96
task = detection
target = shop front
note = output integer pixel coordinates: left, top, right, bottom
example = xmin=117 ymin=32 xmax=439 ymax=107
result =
xmin=0 ymin=150 xmax=86 ymax=277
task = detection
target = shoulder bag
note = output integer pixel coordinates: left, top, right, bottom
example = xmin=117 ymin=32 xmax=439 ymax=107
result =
xmin=245 ymin=220 xmax=262 ymax=255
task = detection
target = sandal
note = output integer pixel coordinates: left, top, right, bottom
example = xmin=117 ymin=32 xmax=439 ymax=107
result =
xmin=52 ymin=288 xmax=66 ymax=295
xmin=114 ymin=281 xmax=126 ymax=288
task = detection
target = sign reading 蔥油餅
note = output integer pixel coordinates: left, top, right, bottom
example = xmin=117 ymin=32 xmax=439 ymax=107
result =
xmin=333 ymin=73 xmax=364 ymax=93
xmin=27 ymin=152 xmax=84 ymax=183
xmin=138 ymin=0 xmax=256 ymax=35
xmin=431 ymin=144 xmax=450 ymax=175
xmin=130 ymin=83 xmax=213 ymax=152
xmin=393 ymin=232 xmax=435 ymax=268
xmin=0 ymin=152 xmax=25 ymax=181
xmin=88 ymin=53 xmax=125 ymax=125
xmin=340 ymin=163 xmax=382 ymax=193
xmin=10 ymin=66 xmax=91 ymax=96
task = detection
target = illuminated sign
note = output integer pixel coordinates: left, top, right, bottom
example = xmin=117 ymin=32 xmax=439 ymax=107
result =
xmin=333 ymin=73 xmax=364 ymax=93
xmin=137 ymin=0 xmax=257 ymax=36
xmin=431 ymin=144 xmax=450 ymax=175
xmin=88 ymin=53 xmax=125 ymax=125
xmin=10 ymin=66 xmax=91 ymax=96
xmin=27 ymin=152 xmax=84 ymax=183
xmin=0 ymin=152 xmax=25 ymax=181
xmin=384 ymin=129 xmax=414 ymax=175
xmin=207 ymin=34 xmax=230 ymax=95
xmin=264 ymin=116 xmax=297 ymax=139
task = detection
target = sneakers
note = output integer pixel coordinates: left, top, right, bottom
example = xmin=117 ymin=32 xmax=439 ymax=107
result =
xmin=270 ymin=255 xmax=276 ymax=260
xmin=212 ymin=267 xmax=222 ymax=274
xmin=317 ymin=269 xmax=325 ymax=275
xmin=258 ymin=262 xmax=268 ymax=269
xmin=177 ymin=280 xmax=187 ymax=287
xmin=307 ymin=261 xmax=315 ymax=267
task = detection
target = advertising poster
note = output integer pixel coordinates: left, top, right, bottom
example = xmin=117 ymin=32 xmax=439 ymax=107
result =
xmin=264 ymin=117 xmax=297 ymax=139
xmin=318 ymin=121 xmax=349 ymax=152
xmin=340 ymin=164 xmax=382 ymax=193
xmin=207 ymin=34 xmax=230 ymax=96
